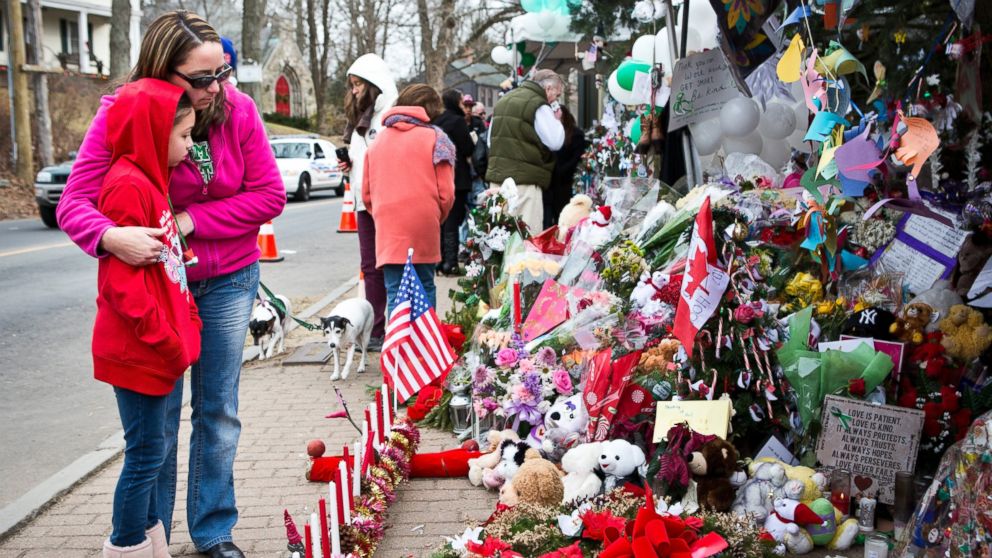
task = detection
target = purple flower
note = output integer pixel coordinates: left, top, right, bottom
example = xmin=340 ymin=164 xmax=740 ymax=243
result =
xmin=472 ymin=365 xmax=493 ymax=387
xmin=552 ymin=369 xmax=573 ymax=394
xmin=535 ymin=347 xmax=557 ymax=367
xmin=522 ymin=371 xmax=543 ymax=398
xmin=495 ymin=348 xmax=519 ymax=368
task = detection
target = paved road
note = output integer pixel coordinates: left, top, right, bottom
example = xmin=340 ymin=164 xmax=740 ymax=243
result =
xmin=0 ymin=191 xmax=358 ymax=508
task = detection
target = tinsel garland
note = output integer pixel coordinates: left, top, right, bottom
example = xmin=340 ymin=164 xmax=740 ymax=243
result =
xmin=346 ymin=418 xmax=420 ymax=558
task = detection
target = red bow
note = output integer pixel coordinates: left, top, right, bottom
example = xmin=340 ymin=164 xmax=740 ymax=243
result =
xmin=599 ymin=487 xmax=728 ymax=558
xmin=538 ymin=542 xmax=584 ymax=558
xmin=465 ymin=536 xmax=522 ymax=557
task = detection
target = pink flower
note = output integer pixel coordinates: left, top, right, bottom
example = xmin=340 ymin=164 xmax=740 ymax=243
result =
xmin=733 ymin=304 xmax=759 ymax=324
xmin=496 ymin=348 xmax=519 ymax=368
xmin=512 ymin=384 xmax=535 ymax=403
xmin=535 ymin=347 xmax=557 ymax=367
xmin=517 ymin=358 xmax=536 ymax=374
xmin=552 ymin=369 xmax=573 ymax=394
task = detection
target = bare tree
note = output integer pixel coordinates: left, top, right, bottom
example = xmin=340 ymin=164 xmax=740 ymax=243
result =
xmin=305 ymin=0 xmax=331 ymax=131
xmin=415 ymin=0 xmax=522 ymax=90
xmin=110 ymin=0 xmax=131 ymax=80
xmin=241 ymin=0 xmax=267 ymax=103
xmin=26 ymin=0 xmax=53 ymax=167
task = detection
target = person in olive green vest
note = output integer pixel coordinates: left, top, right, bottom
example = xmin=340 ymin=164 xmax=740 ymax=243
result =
xmin=485 ymin=69 xmax=565 ymax=232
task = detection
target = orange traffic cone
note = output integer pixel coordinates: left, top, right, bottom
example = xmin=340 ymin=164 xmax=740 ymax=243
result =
xmin=358 ymin=270 xmax=366 ymax=298
xmin=337 ymin=181 xmax=358 ymax=233
xmin=257 ymin=220 xmax=284 ymax=262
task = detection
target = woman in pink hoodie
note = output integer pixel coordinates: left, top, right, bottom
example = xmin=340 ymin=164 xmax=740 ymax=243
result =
xmin=361 ymin=84 xmax=455 ymax=314
xmin=56 ymin=11 xmax=284 ymax=558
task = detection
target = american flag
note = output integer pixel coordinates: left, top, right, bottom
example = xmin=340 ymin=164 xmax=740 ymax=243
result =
xmin=381 ymin=256 xmax=456 ymax=402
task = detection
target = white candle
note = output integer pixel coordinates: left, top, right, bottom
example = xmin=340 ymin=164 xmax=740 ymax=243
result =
xmin=369 ymin=402 xmax=379 ymax=448
xmin=328 ymin=482 xmax=341 ymax=555
xmin=353 ymin=441 xmax=361 ymax=498
xmin=309 ymin=513 xmax=323 ymax=558
xmin=381 ymin=383 xmax=392 ymax=437
xmin=338 ymin=461 xmax=351 ymax=524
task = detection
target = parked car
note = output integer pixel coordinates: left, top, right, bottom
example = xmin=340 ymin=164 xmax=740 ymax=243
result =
xmin=270 ymin=136 xmax=345 ymax=201
xmin=35 ymin=153 xmax=76 ymax=229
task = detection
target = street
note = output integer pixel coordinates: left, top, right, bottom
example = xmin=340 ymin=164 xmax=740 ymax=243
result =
xmin=0 ymin=191 xmax=358 ymax=509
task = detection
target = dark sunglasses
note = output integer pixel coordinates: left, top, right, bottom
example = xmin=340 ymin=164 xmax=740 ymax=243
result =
xmin=174 ymin=64 xmax=233 ymax=89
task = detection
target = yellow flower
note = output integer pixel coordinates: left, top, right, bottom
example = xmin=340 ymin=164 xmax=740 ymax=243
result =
xmin=835 ymin=296 xmax=847 ymax=307
xmin=816 ymin=300 xmax=835 ymax=315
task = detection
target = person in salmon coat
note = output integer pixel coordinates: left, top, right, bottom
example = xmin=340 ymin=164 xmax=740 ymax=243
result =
xmin=361 ymin=84 xmax=456 ymax=314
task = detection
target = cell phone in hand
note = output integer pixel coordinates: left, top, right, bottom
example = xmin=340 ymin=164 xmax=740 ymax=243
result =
xmin=335 ymin=147 xmax=351 ymax=165
xmin=549 ymin=101 xmax=561 ymax=112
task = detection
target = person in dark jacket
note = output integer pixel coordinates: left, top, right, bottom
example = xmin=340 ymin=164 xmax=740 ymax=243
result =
xmin=543 ymin=105 xmax=588 ymax=229
xmin=433 ymin=88 xmax=475 ymax=275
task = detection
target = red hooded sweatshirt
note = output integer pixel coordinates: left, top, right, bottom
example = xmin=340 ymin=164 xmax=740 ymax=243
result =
xmin=92 ymin=79 xmax=202 ymax=396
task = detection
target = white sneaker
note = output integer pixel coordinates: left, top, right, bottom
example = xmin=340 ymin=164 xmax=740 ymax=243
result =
xmin=145 ymin=521 xmax=172 ymax=558
xmin=102 ymin=537 xmax=153 ymax=558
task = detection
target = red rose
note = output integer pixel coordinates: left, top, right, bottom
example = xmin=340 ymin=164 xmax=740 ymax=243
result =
xmin=940 ymin=387 xmax=960 ymax=412
xmin=923 ymin=417 xmax=942 ymax=437
xmin=923 ymin=402 xmax=942 ymax=420
xmin=849 ymin=378 xmax=866 ymax=397
xmin=579 ymin=509 xmax=627 ymax=543
xmin=734 ymin=305 xmax=758 ymax=324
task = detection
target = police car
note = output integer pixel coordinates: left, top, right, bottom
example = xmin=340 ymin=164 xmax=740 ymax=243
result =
xmin=270 ymin=136 xmax=345 ymax=201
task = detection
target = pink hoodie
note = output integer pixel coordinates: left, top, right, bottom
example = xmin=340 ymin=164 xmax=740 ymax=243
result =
xmin=57 ymin=84 xmax=285 ymax=282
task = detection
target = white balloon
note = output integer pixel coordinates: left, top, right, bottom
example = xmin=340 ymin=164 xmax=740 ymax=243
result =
xmin=491 ymin=46 xmax=512 ymax=65
xmin=759 ymin=102 xmax=797 ymax=140
xmin=537 ymin=10 xmax=557 ymax=30
xmin=788 ymin=127 xmax=811 ymax=153
xmin=759 ymin=138 xmax=791 ymax=170
xmin=689 ymin=118 xmax=722 ymax=155
xmin=720 ymin=97 xmax=760 ymax=138
xmin=723 ymin=132 xmax=764 ymax=156
xmin=631 ymin=35 xmax=656 ymax=62
xmin=793 ymin=101 xmax=810 ymax=134
xmin=607 ymin=71 xmax=641 ymax=106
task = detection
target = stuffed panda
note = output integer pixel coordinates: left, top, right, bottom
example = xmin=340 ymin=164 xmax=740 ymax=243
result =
xmin=595 ymin=439 xmax=647 ymax=493
xmin=490 ymin=440 xmax=537 ymax=488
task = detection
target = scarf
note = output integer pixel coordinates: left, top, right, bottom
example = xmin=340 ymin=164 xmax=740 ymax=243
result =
xmin=343 ymin=104 xmax=375 ymax=141
xmin=383 ymin=114 xmax=456 ymax=166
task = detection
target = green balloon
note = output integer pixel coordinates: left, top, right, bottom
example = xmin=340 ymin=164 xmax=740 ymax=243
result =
xmin=516 ymin=42 xmax=528 ymax=53
xmin=521 ymin=0 xmax=544 ymax=12
xmin=520 ymin=52 xmax=536 ymax=67
xmin=630 ymin=117 xmax=642 ymax=144
xmin=616 ymin=61 xmax=652 ymax=90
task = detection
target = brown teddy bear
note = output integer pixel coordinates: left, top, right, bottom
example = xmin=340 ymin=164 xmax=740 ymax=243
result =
xmin=939 ymin=304 xmax=992 ymax=361
xmin=688 ymin=438 xmax=739 ymax=512
xmin=498 ymin=453 xmax=564 ymax=507
xmin=954 ymin=235 xmax=992 ymax=298
xmin=889 ymin=302 xmax=936 ymax=345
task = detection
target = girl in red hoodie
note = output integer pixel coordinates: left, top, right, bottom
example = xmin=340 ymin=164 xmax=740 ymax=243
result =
xmin=94 ymin=78 xmax=202 ymax=558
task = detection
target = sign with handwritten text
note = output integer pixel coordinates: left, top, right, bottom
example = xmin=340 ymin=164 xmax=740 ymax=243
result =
xmin=815 ymin=395 xmax=924 ymax=504
xmin=652 ymin=399 xmax=732 ymax=442
xmin=667 ymin=49 xmax=742 ymax=131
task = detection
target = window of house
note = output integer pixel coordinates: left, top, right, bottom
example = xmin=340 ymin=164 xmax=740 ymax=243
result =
xmin=59 ymin=19 xmax=93 ymax=56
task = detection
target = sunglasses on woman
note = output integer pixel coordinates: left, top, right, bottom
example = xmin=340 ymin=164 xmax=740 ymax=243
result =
xmin=174 ymin=64 xmax=233 ymax=89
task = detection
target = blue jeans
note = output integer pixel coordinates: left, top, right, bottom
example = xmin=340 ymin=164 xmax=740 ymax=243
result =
xmin=157 ymin=262 xmax=258 ymax=551
xmin=112 ymin=387 xmax=169 ymax=546
xmin=383 ymin=263 xmax=436 ymax=316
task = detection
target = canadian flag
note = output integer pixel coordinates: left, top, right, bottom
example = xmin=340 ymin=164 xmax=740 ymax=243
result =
xmin=673 ymin=197 xmax=730 ymax=358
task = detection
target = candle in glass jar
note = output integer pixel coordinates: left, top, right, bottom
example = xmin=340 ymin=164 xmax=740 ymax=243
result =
xmin=830 ymin=469 xmax=852 ymax=518
xmin=893 ymin=471 xmax=915 ymax=542
xmin=858 ymin=496 xmax=877 ymax=532
xmin=864 ymin=532 xmax=889 ymax=558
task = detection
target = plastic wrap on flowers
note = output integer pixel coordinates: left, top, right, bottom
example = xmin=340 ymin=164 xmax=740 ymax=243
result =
xmin=895 ymin=410 xmax=992 ymax=557
xmin=348 ymin=418 xmax=420 ymax=558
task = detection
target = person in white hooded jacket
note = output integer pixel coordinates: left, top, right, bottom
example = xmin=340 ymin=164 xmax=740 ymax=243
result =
xmin=340 ymin=53 xmax=397 ymax=351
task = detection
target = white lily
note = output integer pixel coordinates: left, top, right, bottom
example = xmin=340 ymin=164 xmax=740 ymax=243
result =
xmin=444 ymin=526 xmax=484 ymax=555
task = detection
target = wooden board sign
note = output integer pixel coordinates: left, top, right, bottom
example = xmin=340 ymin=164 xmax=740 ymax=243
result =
xmin=652 ymin=399 xmax=732 ymax=442
xmin=815 ymin=395 xmax=924 ymax=504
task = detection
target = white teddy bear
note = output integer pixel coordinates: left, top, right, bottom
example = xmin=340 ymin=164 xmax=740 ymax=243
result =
xmin=731 ymin=461 xmax=789 ymax=523
xmin=561 ymin=442 xmax=603 ymax=503
xmin=527 ymin=394 xmax=589 ymax=462
xmin=596 ymin=439 xmax=647 ymax=493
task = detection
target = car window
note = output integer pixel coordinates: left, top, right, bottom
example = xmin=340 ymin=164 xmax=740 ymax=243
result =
xmin=271 ymin=142 xmax=311 ymax=159
xmin=313 ymin=143 xmax=325 ymax=159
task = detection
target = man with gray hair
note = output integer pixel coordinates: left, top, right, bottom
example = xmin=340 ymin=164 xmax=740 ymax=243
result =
xmin=485 ymin=69 xmax=565 ymax=232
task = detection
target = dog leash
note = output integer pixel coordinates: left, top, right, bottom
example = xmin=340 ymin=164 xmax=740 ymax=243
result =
xmin=258 ymin=281 xmax=321 ymax=331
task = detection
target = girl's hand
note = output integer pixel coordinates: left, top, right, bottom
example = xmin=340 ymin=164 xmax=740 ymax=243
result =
xmin=175 ymin=212 xmax=194 ymax=236
xmin=338 ymin=161 xmax=352 ymax=172
xmin=100 ymin=226 xmax=167 ymax=266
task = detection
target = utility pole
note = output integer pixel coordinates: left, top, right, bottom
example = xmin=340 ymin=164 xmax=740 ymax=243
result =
xmin=6 ymin=0 xmax=35 ymax=182
xmin=27 ymin=0 xmax=53 ymax=167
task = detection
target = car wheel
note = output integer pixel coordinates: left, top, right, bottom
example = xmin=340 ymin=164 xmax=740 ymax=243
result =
xmin=39 ymin=206 xmax=59 ymax=229
xmin=296 ymin=173 xmax=311 ymax=202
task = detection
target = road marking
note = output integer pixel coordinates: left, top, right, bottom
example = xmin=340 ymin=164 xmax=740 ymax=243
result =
xmin=0 ymin=241 xmax=74 ymax=258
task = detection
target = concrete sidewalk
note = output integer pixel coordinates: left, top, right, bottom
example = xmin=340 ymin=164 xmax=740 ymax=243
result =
xmin=0 ymin=276 xmax=497 ymax=558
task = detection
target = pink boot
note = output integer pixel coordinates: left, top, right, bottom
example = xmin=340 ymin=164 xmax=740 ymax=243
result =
xmin=145 ymin=521 xmax=172 ymax=558
xmin=102 ymin=537 xmax=153 ymax=558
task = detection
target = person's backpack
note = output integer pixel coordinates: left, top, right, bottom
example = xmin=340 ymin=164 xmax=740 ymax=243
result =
xmin=472 ymin=135 xmax=489 ymax=180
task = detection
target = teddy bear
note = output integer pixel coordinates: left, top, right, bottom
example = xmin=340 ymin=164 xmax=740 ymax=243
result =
xmin=489 ymin=440 xmax=539 ymax=490
xmin=561 ymin=442 xmax=603 ymax=503
xmin=939 ymin=304 xmax=992 ymax=361
xmin=889 ymin=302 xmax=936 ymax=345
xmin=732 ymin=461 xmax=789 ymax=523
xmin=805 ymin=497 xmax=860 ymax=550
xmin=498 ymin=453 xmax=565 ymax=507
xmin=526 ymin=393 xmax=589 ymax=463
xmin=954 ymin=234 xmax=992 ymax=298
xmin=556 ymin=194 xmax=594 ymax=242
xmin=596 ymin=439 xmax=647 ymax=493
xmin=763 ymin=497 xmax=822 ymax=555
xmin=748 ymin=458 xmax=827 ymax=503
xmin=909 ymin=280 xmax=962 ymax=332
xmin=467 ymin=429 xmax=519 ymax=487
xmin=687 ymin=438 xmax=739 ymax=512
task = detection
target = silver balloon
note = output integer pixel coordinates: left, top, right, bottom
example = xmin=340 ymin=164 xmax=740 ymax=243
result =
xmin=758 ymin=102 xmax=797 ymax=140
xmin=720 ymin=97 xmax=761 ymax=138
xmin=723 ymin=132 xmax=764 ymax=156
xmin=690 ymin=118 xmax=722 ymax=155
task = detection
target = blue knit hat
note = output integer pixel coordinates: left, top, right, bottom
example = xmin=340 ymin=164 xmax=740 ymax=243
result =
xmin=221 ymin=37 xmax=237 ymax=69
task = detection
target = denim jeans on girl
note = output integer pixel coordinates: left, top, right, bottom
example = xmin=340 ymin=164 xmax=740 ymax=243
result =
xmin=156 ymin=262 xmax=258 ymax=551
xmin=383 ymin=263 xmax=437 ymax=316
xmin=111 ymin=387 xmax=169 ymax=546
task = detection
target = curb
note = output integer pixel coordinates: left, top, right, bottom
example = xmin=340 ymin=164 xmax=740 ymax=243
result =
xmin=0 ymin=276 xmax=359 ymax=542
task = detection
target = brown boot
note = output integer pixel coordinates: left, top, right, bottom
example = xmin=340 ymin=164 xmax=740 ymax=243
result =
xmin=636 ymin=113 xmax=653 ymax=155
xmin=650 ymin=111 xmax=665 ymax=155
